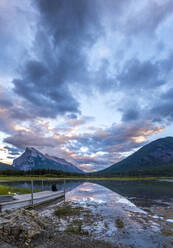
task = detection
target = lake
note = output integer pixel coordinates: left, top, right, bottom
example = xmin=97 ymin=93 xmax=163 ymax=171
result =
xmin=0 ymin=179 xmax=173 ymax=208
xmin=0 ymin=179 xmax=173 ymax=247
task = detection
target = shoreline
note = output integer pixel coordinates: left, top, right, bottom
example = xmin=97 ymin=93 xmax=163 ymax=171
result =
xmin=0 ymin=176 xmax=173 ymax=182
xmin=0 ymin=192 xmax=173 ymax=248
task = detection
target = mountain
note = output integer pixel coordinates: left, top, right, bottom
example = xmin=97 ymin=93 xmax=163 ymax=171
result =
xmin=96 ymin=137 xmax=173 ymax=176
xmin=0 ymin=162 xmax=14 ymax=170
xmin=12 ymin=147 xmax=83 ymax=174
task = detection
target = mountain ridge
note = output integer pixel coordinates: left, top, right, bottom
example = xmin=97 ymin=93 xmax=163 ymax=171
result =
xmin=12 ymin=147 xmax=83 ymax=174
xmin=0 ymin=162 xmax=14 ymax=170
xmin=95 ymin=137 xmax=173 ymax=175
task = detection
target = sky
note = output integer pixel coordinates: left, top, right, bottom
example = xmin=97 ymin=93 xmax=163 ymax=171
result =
xmin=0 ymin=0 xmax=173 ymax=172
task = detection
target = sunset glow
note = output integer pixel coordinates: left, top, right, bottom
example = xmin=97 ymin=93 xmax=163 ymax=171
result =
xmin=0 ymin=0 xmax=173 ymax=171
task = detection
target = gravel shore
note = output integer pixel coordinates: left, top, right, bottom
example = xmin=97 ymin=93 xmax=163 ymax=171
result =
xmin=0 ymin=208 xmax=117 ymax=248
xmin=0 ymin=195 xmax=173 ymax=248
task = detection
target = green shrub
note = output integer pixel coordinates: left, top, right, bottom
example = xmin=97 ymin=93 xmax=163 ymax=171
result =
xmin=115 ymin=217 xmax=124 ymax=228
xmin=54 ymin=203 xmax=83 ymax=217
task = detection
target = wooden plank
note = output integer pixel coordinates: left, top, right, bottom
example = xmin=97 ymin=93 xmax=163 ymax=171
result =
xmin=0 ymin=195 xmax=14 ymax=203
xmin=0 ymin=190 xmax=64 ymax=212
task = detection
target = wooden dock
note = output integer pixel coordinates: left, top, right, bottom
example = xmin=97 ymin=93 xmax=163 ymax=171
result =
xmin=0 ymin=190 xmax=64 ymax=212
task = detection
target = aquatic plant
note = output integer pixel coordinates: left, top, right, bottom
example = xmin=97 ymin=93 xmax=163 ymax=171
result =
xmin=54 ymin=203 xmax=83 ymax=217
xmin=115 ymin=217 xmax=124 ymax=228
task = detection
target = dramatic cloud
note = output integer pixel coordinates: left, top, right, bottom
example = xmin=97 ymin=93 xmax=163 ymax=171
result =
xmin=124 ymin=0 xmax=173 ymax=35
xmin=4 ymin=120 xmax=164 ymax=171
xmin=1 ymin=0 xmax=173 ymax=171
xmin=11 ymin=0 xmax=103 ymax=119
xmin=117 ymin=59 xmax=165 ymax=91
xmin=4 ymin=146 xmax=22 ymax=156
xmin=122 ymin=108 xmax=140 ymax=122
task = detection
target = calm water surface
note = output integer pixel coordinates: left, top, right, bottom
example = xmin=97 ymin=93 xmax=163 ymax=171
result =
xmin=0 ymin=179 xmax=173 ymax=207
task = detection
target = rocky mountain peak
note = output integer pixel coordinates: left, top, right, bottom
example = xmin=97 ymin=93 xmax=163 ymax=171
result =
xmin=13 ymin=147 xmax=83 ymax=173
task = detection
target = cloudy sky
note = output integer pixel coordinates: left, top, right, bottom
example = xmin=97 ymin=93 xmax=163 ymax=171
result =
xmin=0 ymin=0 xmax=173 ymax=172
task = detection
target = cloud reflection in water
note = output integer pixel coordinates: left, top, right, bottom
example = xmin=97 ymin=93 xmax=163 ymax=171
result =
xmin=66 ymin=182 xmax=145 ymax=214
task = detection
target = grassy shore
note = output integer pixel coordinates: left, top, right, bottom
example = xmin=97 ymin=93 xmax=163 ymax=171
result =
xmin=0 ymin=185 xmax=38 ymax=195
xmin=0 ymin=175 xmax=172 ymax=182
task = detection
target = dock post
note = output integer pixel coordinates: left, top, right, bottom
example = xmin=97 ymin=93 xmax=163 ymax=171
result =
xmin=31 ymin=180 xmax=34 ymax=206
xmin=64 ymin=179 xmax=66 ymax=202
xmin=41 ymin=179 xmax=44 ymax=191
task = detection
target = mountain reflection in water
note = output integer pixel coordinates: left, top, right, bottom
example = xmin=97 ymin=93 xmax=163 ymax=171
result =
xmin=66 ymin=182 xmax=143 ymax=214
xmin=1 ymin=179 xmax=173 ymax=207
xmin=95 ymin=180 xmax=173 ymax=207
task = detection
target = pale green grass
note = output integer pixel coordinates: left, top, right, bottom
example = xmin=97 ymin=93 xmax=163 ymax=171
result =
xmin=0 ymin=185 xmax=38 ymax=195
xmin=0 ymin=175 xmax=172 ymax=182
